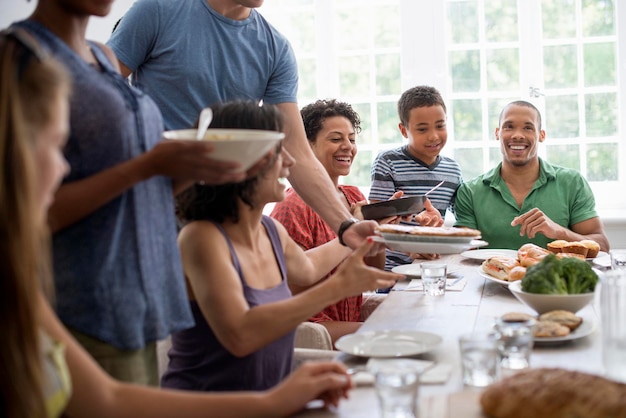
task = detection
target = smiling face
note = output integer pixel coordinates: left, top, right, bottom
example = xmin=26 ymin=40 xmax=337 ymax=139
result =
xmin=310 ymin=116 xmax=357 ymax=182
xmin=496 ymin=103 xmax=545 ymax=168
xmin=254 ymin=144 xmax=296 ymax=206
xmin=400 ymin=105 xmax=447 ymax=166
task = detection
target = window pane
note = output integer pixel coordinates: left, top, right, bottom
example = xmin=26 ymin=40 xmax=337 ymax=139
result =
xmin=454 ymin=148 xmax=483 ymax=180
xmin=336 ymin=8 xmax=369 ymax=50
xmin=587 ymin=143 xmax=618 ymax=181
xmin=450 ymin=50 xmax=480 ymax=92
xmin=376 ymin=53 xmax=401 ymax=95
xmin=488 ymin=98 xmax=515 ymax=133
xmin=543 ymin=45 xmax=578 ymax=89
xmin=545 ymin=95 xmax=579 ymax=137
xmin=451 ymin=99 xmax=482 ymax=141
xmin=486 ymin=48 xmax=520 ymax=91
xmin=545 ymin=144 xmax=581 ymax=171
xmin=339 ymin=56 xmax=370 ymax=97
xmin=484 ymin=0 xmax=518 ymax=42
xmin=297 ymin=58 xmax=316 ymax=99
xmin=585 ymin=92 xmax=618 ymax=137
xmin=582 ymin=0 xmax=615 ymax=36
xmin=345 ymin=149 xmax=374 ymax=187
xmin=488 ymin=147 xmax=501 ymax=169
xmin=584 ymin=42 xmax=616 ymax=86
xmin=285 ymin=11 xmax=316 ymax=52
xmin=447 ymin=1 xmax=478 ymax=44
xmin=352 ymin=103 xmax=373 ymax=145
xmin=542 ymin=0 xmax=576 ymax=39
xmin=374 ymin=4 xmax=400 ymax=48
xmin=377 ymin=102 xmax=400 ymax=144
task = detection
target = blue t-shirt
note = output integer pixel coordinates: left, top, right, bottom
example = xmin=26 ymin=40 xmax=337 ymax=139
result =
xmin=107 ymin=0 xmax=298 ymax=130
xmin=16 ymin=20 xmax=193 ymax=351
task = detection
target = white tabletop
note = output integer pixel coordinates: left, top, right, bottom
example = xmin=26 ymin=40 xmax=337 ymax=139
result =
xmin=294 ymin=253 xmax=603 ymax=417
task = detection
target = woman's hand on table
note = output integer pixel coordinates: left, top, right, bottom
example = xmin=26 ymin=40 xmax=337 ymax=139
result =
xmin=268 ymin=361 xmax=353 ymax=415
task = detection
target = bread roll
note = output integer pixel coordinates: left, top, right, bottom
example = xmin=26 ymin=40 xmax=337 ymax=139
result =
xmin=518 ymin=243 xmax=550 ymax=267
xmin=556 ymin=252 xmax=586 ymax=261
xmin=539 ymin=310 xmax=583 ymax=331
xmin=562 ymin=242 xmax=589 ymax=258
xmin=481 ymin=257 xmax=521 ymax=281
xmin=547 ymin=239 xmax=568 ymax=254
xmin=507 ymin=266 xmax=526 ymax=282
xmin=480 ymin=368 xmax=626 ymax=418
xmin=580 ymin=239 xmax=600 ymax=258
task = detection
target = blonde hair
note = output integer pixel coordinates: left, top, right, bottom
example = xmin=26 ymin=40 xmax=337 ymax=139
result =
xmin=0 ymin=29 xmax=70 ymax=418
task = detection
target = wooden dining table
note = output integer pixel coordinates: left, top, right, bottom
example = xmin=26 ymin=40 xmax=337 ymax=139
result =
xmin=294 ymin=253 xmax=604 ymax=418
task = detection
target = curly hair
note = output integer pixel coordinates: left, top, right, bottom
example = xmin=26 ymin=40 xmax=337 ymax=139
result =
xmin=397 ymin=85 xmax=446 ymax=127
xmin=176 ymin=100 xmax=284 ymax=224
xmin=300 ymin=99 xmax=361 ymax=144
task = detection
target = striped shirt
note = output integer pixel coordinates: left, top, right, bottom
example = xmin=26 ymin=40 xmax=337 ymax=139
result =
xmin=369 ymin=145 xmax=463 ymax=269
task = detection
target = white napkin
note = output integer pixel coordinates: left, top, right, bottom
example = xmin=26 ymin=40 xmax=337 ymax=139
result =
xmin=351 ymin=359 xmax=452 ymax=386
xmin=405 ymin=278 xmax=467 ymax=292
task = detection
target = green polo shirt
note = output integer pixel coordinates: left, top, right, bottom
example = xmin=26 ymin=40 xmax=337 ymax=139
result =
xmin=454 ymin=158 xmax=598 ymax=250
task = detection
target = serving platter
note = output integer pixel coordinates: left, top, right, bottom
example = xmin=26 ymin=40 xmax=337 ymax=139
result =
xmin=335 ymin=330 xmax=442 ymax=358
xmin=373 ymin=236 xmax=487 ymax=255
xmin=461 ymin=248 xmax=518 ymax=261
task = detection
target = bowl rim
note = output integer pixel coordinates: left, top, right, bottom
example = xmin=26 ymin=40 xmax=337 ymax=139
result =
xmin=508 ymin=280 xmax=595 ymax=297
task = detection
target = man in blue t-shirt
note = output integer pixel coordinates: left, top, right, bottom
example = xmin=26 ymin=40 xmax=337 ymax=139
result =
xmin=108 ymin=0 xmax=375 ymax=248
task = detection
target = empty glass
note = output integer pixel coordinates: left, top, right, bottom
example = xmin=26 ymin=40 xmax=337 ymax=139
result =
xmin=374 ymin=361 xmax=421 ymax=418
xmin=459 ymin=332 xmax=500 ymax=387
xmin=494 ymin=316 xmax=536 ymax=372
xmin=600 ymin=270 xmax=626 ymax=383
xmin=610 ymin=249 xmax=626 ymax=270
xmin=420 ymin=262 xmax=447 ymax=296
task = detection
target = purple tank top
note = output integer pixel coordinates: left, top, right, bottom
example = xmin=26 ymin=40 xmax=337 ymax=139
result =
xmin=161 ymin=216 xmax=295 ymax=391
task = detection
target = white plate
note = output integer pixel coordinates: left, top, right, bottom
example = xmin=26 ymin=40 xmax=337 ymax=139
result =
xmin=380 ymin=232 xmax=479 ymax=244
xmin=592 ymin=252 xmax=611 ymax=269
xmin=373 ymin=236 xmax=488 ymax=255
xmin=534 ymin=316 xmax=596 ymax=343
xmin=392 ymin=263 xmax=461 ymax=277
xmin=335 ymin=330 xmax=442 ymax=358
xmin=479 ymin=270 xmax=514 ymax=286
xmin=461 ymin=248 xmax=519 ymax=261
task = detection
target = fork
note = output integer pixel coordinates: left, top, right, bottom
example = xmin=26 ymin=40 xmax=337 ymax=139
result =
xmin=424 ymin=180 xmax=445 ymax=197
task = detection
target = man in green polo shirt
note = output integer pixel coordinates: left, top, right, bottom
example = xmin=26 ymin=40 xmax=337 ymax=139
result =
xmin=454 ymin=100 xmax=609 ymax=251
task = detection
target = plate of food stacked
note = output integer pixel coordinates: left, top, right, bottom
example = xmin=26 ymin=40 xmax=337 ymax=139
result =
xmin=374 ymin=224 xmax=486 ymax=254
xmin=478 ymin=240 xmax=603 ymax=285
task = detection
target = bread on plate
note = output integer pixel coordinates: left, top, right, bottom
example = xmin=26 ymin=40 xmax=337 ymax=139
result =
xmin=481 ymin=256 xmax=521 ymax=281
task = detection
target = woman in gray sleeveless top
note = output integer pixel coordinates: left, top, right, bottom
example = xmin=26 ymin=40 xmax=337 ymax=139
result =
xmin=164 ymin=101 xmax=399 ymax=391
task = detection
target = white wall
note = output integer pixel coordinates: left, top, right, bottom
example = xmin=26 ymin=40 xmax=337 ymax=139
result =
xmin=0 ymin=0 xmax=136 ymax=42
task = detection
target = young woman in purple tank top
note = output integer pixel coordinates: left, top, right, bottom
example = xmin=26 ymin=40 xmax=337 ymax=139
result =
xmin=166 ymin=101 xmax=401 ymax=392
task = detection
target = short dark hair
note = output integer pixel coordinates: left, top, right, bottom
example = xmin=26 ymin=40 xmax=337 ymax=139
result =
xmin=499 ymin=100 xmax=543 ymax=130
xmin=397 ymin=85 xmax=446 ymax=126
xmin=300 ymin=99 xmax=361 ymax=144
xmin=176 ymin=100 xmax=284 ymax=224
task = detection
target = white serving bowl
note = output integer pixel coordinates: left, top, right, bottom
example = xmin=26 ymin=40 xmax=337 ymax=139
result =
xmin=508 ymin=281 xmax=595 ymax=314
xmin=163 ymin=129 xmax=285 ymax=172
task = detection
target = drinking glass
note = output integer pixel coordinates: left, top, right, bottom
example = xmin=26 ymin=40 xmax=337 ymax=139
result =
xmin=600 ymin=270 xmax=626 ymax=383
xmin=459 ymin=332 xmax=500 ymax=387
xmin=420 ymin=262 xmax=447 ymax=296
xmin=374 ymin=362 xmax=420 ymax=418
xmin=610 ymin=249 xmax=626 ymax=270
xmin=493 ymin=316 xmax=536 ymax=372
